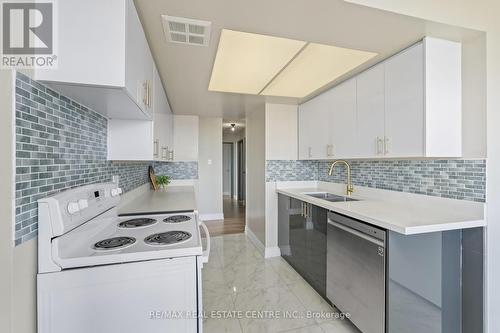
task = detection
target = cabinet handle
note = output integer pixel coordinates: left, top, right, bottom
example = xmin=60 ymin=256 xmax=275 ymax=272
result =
xmin=148 ymin=81 xmax=152 ymax=107
xmin=153 ymin=139 xmax=159 ymax=157
xmin=376 ymin=137 xmax=383 ymax=155
xmin=161 ymin=147 xmax=168 ymax=159
xmin=384 ymin=137 xmax=391 ymax=155
xmin=326 ymin=144 xmax=334 ymax=157
xmin=308 ymin=147 xmax=312 ymax=158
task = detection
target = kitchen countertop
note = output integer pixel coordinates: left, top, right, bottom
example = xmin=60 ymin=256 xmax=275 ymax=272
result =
xmin=118 ymin=186 xmax=196 ymax=216
xmin=276 ymin=185 xmax=486 ymax=235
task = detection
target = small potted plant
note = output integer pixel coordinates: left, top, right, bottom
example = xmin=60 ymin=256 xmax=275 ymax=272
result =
xmin=156 ymin=175 xmax=171 ymax=191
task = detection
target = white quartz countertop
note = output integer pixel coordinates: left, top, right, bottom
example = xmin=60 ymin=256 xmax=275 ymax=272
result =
xmin=276 ymin=185 xmax=486 ymax=235
xmin=118 ymin=186 xmax=196 ymax=216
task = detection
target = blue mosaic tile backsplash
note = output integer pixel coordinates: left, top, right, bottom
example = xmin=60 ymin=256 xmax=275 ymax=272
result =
xmin=153 ymin=161 xmax=198 ymax=179
xmin=14 ymin=72 xmax=197 ymax=245
xmin=267 ymin=159 xmax=486 ymax=202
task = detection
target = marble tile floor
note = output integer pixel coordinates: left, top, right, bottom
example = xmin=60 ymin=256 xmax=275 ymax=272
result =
xmin=202 ymin=233 xmax=361 ymax=333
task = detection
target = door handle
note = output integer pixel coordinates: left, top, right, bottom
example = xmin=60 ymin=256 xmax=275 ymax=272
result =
xmin=326 ymin=144 xmax=334 ymax=157
xmin=328 ymin=219 xmax=385 ymax=247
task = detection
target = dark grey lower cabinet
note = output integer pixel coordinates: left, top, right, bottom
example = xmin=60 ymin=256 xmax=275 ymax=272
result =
xmin=278 ymin=194 xmax=327 ymax=298
xmin=387 ymin=228 xmax=484 ymax=333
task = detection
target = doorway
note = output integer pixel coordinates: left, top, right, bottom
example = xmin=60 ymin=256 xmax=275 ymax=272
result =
xmin=204 ymin=121 xmax=246 ymax=237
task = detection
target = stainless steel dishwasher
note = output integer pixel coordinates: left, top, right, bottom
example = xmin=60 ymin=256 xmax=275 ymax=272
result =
xmin=327 ymin=212 xmax=386 ymax=333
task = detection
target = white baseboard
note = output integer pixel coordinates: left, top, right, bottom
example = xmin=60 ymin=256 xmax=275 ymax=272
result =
xmin=199 ymin=213 xmax=224 ymax=221
xmin=265 ymin=246 xmax=281 ymax=258
xmin=245 ymin=227 xmax=281 ymax=258
xmin=245 ymin=227 xmax=265 ymax=255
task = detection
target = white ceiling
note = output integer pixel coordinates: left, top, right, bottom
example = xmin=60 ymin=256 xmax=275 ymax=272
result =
xmin=135 ymin=0 xmax=481 ymax=118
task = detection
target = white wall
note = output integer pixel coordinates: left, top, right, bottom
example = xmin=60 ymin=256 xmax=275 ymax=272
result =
xmin=173 ymin=115 xmax=199 ymax=161
xmin=0 ymin=70 xmax=38 ymax=333
xmin=245 ymin=106 xmax=266 ymax=246
xmin=197 ymin=117 xmax=223 ymax=220
xmin=264 ymin=102 xmax=299 ymax=255
xmin=0 ymin=67 xmax=14 ymax=333
xmin=265 ymin=103 xmax=298 ymax=160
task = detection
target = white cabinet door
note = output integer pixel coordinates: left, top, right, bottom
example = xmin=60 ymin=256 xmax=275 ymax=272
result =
xmin=107 ymin=119 xmax=153 ymax=160
xmin=125 ymin=0 xmax=153 ymax=117
xmin=173 ymin=116 xmax=199 ymax=161
xmin=356 ymin=64 xmax=385 ymax=158
xmin=328 ymin=78 xmax=357 ymax=159
xmin=384 ymin=43 xmax=425 ymax=157
xmin=153 ymin=67 xmax=173 ymax=160
xmin=298 ymin=94 xmax=330 ymax=160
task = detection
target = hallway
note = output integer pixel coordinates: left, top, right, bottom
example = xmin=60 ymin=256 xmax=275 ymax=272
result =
xmin=205 ymin=196 xmax=245 ymax=237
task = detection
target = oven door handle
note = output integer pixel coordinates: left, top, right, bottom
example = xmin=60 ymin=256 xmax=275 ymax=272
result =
xmin=199 ymin=220 xmax=211 ymax=264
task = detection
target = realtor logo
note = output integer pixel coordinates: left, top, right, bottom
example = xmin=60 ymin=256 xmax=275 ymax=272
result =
xmin=1 ymin=0 xmax=57 ymax=68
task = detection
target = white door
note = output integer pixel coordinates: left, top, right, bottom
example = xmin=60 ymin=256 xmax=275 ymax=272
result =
xmin=223 ymin=143 xmax=232 ymax=196
xmin=328 ymin=78 xmax=358 ymax=158
xmin=356 ymin=63 xmax=385 ymax=158
xmin=298 ymin=93 xmax=330 ymax=160
xmin=384 ymin=42 xmax=425 ymax=157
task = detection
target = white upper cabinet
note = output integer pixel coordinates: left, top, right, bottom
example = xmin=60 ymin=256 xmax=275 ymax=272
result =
xmin=384 ymin=42 xmax=425 ymax=157
xmin=328 ymin=78 xmax=357 ymax=159
xmin=34 ymin=0 xmax=153 ymax=120
xmin=173 ymin=116 xmax=199 ymax=161
xmin=356 ymin=63 xmax=385 ymax=158
xmin=298 ymin=37 xmax=462 ymax=160
xmin=298 ymin=93 xmax=330 ymax=159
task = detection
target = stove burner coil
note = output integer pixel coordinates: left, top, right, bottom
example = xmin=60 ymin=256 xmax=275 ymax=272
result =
xmin=144 ymin=231 xmax=192 ymax=245
xmin=163 ymin=215 xmax=192 ymax=224
xmin=93 ymin=237 xmax=136 ymax=250
xmin=118 ymin=218 xmax=157 ymax=228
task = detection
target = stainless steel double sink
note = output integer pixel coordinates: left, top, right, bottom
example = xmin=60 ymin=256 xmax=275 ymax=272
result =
xmin=304 ymin=192 xmax=358 ymax=202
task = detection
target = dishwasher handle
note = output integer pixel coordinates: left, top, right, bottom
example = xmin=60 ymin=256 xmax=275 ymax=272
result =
xmin=328 ymin=219 xmax=385 ymax=247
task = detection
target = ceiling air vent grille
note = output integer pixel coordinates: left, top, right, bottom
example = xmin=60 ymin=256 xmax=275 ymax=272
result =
xmin=162 ymin=15 xmax=211 ymax=47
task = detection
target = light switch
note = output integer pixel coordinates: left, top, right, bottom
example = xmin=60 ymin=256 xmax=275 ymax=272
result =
xmin=207 ymin=159 xmax=212 ymax=165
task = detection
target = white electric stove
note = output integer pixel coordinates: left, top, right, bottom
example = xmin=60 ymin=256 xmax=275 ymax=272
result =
xmin=37 ymin=183 xmax=210 ymax=333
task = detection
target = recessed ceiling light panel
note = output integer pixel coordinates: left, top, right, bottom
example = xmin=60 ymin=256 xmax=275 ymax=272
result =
xmin=261 ymin=43 xmax=377 ymax=98
xmin=208 ymin=29 xmax=306 ymax=94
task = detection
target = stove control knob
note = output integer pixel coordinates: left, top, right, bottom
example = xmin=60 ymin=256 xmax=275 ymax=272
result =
xmin=67 ymin=202 xmax=80 ymax=215
xmin=78 ymin=199 xmax=89 ymax=210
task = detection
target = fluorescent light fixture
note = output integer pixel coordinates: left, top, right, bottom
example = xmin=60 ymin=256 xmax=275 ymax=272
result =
xmin=261 ymin=43 xmax=377 ymax=98
xmin=208 ymin=29 xmax=306 ymax=94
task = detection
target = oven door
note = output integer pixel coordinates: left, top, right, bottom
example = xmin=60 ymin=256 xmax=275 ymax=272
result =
xmin=38 ymin=257 xmax=198 ymax=333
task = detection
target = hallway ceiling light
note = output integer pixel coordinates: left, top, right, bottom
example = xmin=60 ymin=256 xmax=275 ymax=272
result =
xmin=231 ymin=123 xmax=236 ymax=131
xmin=261 ymin=43 xmax=377 ymax=98
xmin=208 ymin=29 xmax=307 ymax=94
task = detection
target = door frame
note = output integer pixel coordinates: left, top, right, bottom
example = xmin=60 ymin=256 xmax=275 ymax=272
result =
xmin=237 ymin=139 xmax=245 ymax=202
xmin=222 ymin=142 xmax=234 ymax=198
